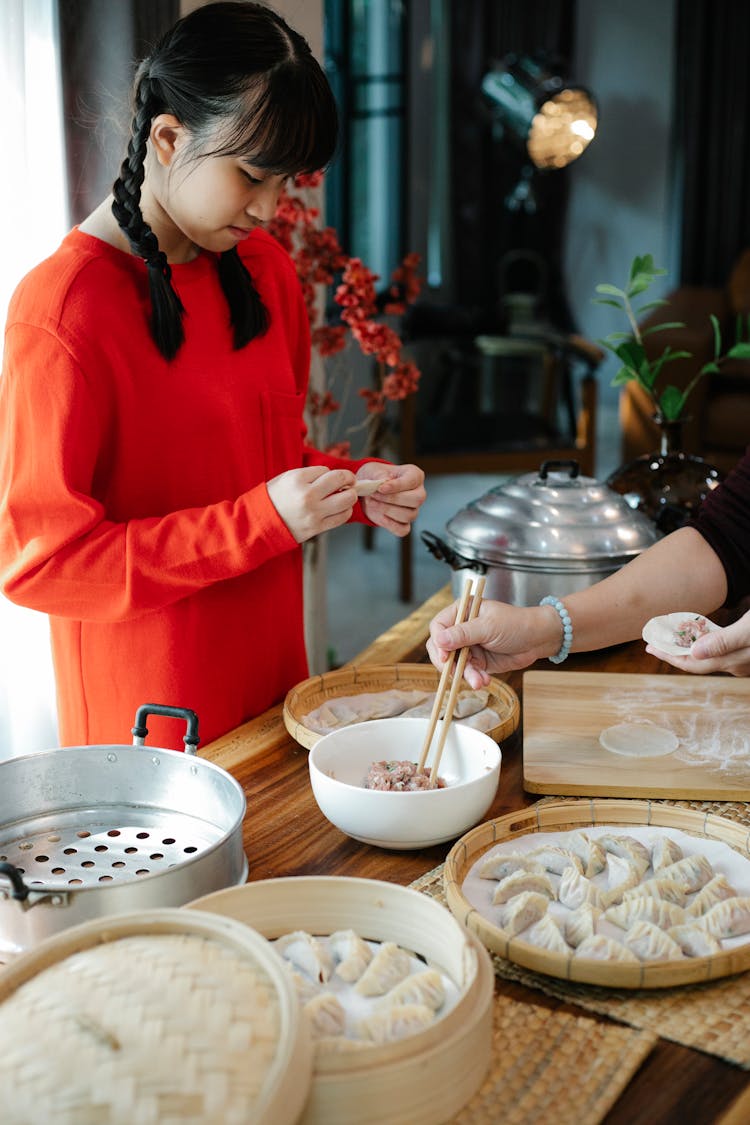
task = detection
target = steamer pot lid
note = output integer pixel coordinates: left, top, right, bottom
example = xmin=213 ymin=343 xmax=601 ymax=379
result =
xmin=444 ymin=461 xmax=660 ymax=564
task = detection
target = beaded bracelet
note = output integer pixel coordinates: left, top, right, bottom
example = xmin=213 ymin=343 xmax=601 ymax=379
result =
xmin=539 ymin=595 xmax=573 ymax=664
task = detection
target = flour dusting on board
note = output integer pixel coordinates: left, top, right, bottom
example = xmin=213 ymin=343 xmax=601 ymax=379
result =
xmin=601 ymin=685 xmax=750 ymax=779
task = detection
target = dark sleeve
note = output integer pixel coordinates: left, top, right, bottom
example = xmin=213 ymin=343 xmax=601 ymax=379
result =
xmin=691 ymin=446 xmax=750 ymax=605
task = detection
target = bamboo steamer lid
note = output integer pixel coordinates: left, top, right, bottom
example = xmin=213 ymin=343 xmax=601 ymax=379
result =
xmin=0 ymin=909 xmax=312 ymax=1125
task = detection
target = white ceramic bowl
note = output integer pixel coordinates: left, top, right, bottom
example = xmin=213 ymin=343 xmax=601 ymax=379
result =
xmin=308 ymin=717 xmax=502 ymax=849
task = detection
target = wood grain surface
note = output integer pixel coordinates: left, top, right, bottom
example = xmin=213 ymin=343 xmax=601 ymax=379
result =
xmin=523 ymin=670 xmax=750 ymax=798
xmin=200 ymin=584 xmax=750 ymax=1124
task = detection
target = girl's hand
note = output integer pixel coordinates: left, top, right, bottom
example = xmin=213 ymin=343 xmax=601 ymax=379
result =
xmin=359 ymin=463 xmax=426 ymax=538
xmin=266 ymin=466 xmax=357 ymax=543
xmin=646 ymin=607 xmax=750 ymax=676
xmin=426 ymin=598 xmax=561 ymax=688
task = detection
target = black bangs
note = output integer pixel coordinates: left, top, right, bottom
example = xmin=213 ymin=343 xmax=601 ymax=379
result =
xmin=217 ymin=61 xmax=339 ymax=176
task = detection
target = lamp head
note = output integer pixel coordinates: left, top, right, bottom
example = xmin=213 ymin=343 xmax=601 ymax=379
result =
xmin=482 ymin=53 xmax=597 ymax=170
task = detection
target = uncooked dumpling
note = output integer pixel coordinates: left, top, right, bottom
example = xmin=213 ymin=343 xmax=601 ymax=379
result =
xmin=354 ymin=478 xmax=387 ymax=496
xmin=642 ymin=612 xmax=720 ymax=657
xmin=491 ymin=868 xmax=555 ymax=905
xmin=623 ymin=920 xmax=685 ymax=962
xmin=599 ymin=722 xmax=678 ymax=758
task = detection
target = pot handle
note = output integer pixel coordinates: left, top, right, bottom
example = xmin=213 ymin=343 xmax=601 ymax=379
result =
xmin=131 ymin=704 xmax=200 ymax=755
xmin=538 ymin=459 xmax=580 ymax=480
xmin=0 ymin=862 xmax=70 ymax=911
xmin=421 ymin=531 xmax=487 ymax=574
xmin=0 ymin=861 xmax=29 ymax=901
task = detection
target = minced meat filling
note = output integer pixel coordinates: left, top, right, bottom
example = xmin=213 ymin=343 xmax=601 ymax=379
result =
xmin=364 ymin=760 xmax=447 ymax=791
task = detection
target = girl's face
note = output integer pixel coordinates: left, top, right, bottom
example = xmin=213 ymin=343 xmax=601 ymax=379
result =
xmin=143 ymin=115 xmax=289 ymax=261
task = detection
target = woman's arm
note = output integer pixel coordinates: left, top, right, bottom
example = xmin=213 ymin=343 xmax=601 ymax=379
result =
xmin=427 ymin=526 xmax=728 ymax=686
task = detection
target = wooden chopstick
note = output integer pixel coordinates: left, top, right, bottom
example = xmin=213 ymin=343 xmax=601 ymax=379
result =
xmin=428 ymin=576 xmax=486 ymax=786
xmin=416 ymin=577 xmax=474 ymax=776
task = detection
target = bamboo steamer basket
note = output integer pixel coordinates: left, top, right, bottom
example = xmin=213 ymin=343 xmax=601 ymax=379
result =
xmin=187 ymin=876 xmax=495 ymax=1125
xmin=283 ymin=662 xmax=520 ymax=749
xmin=444 ymin=798 xmax=750 ymax=989
xmin=0 ymin=908 xmax=312 ymax=1125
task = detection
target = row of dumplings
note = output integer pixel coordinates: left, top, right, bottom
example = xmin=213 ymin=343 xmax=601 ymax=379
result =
xmin=478 ymin=830 xmax=750 ymax=964
xmin=272 ymin=929 xmax=447 ymax=1049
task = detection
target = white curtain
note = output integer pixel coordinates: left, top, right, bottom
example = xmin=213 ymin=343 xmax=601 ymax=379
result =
xmin=0 ymin=0 xmax=68 ymax=757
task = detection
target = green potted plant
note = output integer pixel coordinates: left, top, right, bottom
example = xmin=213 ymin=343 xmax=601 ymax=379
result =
xmin=594 ymin=253 xmax=750 ymax=425
xmin=593 ymin=254 xmax=750 ymax=533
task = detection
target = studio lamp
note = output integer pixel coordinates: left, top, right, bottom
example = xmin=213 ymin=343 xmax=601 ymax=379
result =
xmin=482 ymin=53 xmax=597 ymax=209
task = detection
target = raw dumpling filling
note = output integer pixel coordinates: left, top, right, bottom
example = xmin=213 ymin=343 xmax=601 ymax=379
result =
xmin=364 ymin=760 xmax=446 ymax=791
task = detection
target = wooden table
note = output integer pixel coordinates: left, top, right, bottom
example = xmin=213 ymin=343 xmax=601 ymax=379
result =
xmin=202 ymin=585 xmax=750 ymax=1125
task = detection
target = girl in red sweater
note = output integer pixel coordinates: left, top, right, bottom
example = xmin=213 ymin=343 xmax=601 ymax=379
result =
xmin=0 ymin=2 xmax=425 ymax=749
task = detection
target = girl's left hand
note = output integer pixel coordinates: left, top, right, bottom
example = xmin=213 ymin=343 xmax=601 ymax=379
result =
xmin=359 ymin=464 xmax=426 ymax=538
xmin=646 ymin=607 xmax=750 ymax=676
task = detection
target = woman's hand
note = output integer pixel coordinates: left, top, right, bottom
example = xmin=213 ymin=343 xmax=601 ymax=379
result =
xmin=266 ymin=466 xmax=357 ymax=543
xmin=426 ymin=598 xmax=563 ymax=688
xmin=359 ymin=463 xmax=426 ymax=538
xmin=646 ymin=607 xmax=750 ymax=676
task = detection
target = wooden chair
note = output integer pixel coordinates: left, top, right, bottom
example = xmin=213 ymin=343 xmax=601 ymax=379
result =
xmin=364 ymin=333 xmax=601 ymax=602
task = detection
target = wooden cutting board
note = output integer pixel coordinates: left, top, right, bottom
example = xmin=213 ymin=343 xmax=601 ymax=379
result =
xmin=522 ymin=670 xmax=750 ymax=799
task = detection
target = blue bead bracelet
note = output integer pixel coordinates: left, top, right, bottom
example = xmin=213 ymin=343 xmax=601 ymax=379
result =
xmin=539 ymin=595 xmax=573 ymax=664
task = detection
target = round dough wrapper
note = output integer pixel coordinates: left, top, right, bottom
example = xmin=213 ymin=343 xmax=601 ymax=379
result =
xmin=641 ymin=612 xmax=720 ymax=657
xmin=599 ymin=722 xmax=679 ymax=758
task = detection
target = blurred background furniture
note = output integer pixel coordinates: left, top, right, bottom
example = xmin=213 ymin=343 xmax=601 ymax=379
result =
xmin=371 ymin=325 xmax=602 ymax=602
xmin=620 ymin=248 xmax=750 ymax=475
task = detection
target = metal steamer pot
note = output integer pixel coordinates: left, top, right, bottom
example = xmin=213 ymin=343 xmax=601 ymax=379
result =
xmin=423 ymin=460 xmax=661 ymax=604
xmin=0 ymin=705 xmax=248 ymax=959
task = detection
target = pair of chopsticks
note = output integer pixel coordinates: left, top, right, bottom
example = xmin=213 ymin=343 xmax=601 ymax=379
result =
xmin=417 ymin=575 xmax=486 ymax=787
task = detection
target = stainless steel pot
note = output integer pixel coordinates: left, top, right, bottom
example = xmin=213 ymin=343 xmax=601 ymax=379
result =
xmin=423 ymin=459 xmax=661 ymax=604
xmin=0 ymin=705 xmax=248 ymax=958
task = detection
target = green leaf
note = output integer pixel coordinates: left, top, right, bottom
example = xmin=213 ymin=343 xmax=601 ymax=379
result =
xmin=591 ymin=297 xmax=624 ymax=309
xmin=659 ymin=349 xmax=692 ymax=363
xmin=614 ymin=340 xmax=646 ymax=367
xmin=595 ymin=283 xmax=627 ymax=298
xmin=641 ymin=321 xmax=687 ymax=337
xmin=728 ymin=342 xmax=750 ymax=359
xmin=628 ymin=274 xmax=667 ymax=300
xmin=698 ymin=362 xmax=720 ymax=376
xmin=603 ymin=331 xmax=632 ymax=341
xmin=658 ymin=385 xmax=686 ymax=420
xmin=709 ymin=313 xmax=722 ymax=358
xmin=611 ymin=365 xmax=636 ymax=386
xmin=636 ymin=298 xmax=670 ymax=313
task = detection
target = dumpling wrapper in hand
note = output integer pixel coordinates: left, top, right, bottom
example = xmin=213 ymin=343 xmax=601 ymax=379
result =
xmin=642 ymin=612 xmax=720 ymax=657
xmin=355 ymin=476 xmax=394 ymax=496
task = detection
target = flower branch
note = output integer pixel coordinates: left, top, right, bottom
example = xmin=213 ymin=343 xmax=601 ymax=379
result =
xmin=268 ymin=173 xmax=422 ymax=456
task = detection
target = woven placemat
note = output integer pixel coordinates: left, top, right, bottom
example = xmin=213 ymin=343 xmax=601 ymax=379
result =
xmin=412 ymin=797 xmax=750 ymax=1072
xmin=451 ymin=991 xmax=656 ymax=1125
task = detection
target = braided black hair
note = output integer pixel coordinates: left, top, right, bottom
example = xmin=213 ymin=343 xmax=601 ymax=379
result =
xmin=112 ymin=1 xmax=338 ymax=360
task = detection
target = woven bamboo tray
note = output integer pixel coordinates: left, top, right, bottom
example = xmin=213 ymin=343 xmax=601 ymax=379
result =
xmin=0 ymin=908 xmax=312 ymax=1125
xmin=283 ymin=663 xmax=520 ymax=750
xmin=187 ymin=876 xmax=495 ymax=1125
xmin=444 ymin=799 xmax=750 ymax=990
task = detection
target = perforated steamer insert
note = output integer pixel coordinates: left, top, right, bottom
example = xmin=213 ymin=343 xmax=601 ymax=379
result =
xmin=0 ymin=705 xmax=248 ymax=958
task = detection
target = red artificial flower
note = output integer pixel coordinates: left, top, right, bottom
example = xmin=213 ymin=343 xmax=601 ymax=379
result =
xmin=268 ymin=175 xmax=423 ymax=452
xmin=381 ymin=361 xmax=421 ymax=401
xmin=312 ymin=324 xmax=347 ymax=357
xmin=324 ymin=440 xmax=352 ymax=457
xmin=359 ymin=387 xmax=387 ymax=414
xmin=294 ymin=170 xmax=325 ymax=190
xmin=308 ymin=389 xmax=341 ymax=416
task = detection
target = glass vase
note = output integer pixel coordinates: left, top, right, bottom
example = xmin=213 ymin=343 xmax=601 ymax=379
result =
xmin=606 ymin=416 xmax=723 ymax=535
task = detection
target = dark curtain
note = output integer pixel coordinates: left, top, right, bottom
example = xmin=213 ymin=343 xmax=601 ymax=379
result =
xmin=449 ymin=0 xmax=578 ymax=332
xmin=58 ymin=0 xmax=178 ymax=225
xmin=675 ymin=0 xmax=750 ymax=284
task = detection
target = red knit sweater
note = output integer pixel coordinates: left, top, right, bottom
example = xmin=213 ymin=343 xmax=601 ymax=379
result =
xmin=0 ymin=227 xmax=371 ymax=749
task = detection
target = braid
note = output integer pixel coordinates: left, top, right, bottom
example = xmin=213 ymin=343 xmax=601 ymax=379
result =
xmin=217 ymin=248 xmax=268 ymax=348
xmin=111 ymin=71 xmax=185 ymax=360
